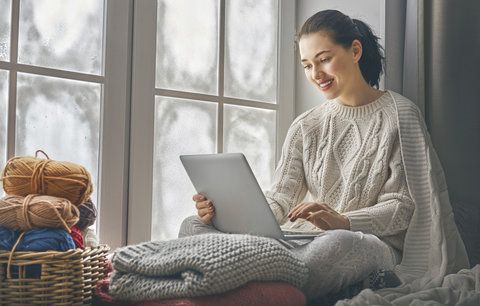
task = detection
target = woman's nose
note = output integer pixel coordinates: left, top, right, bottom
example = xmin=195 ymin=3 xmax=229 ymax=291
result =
xmin=312 ymin=67 xmax=325 ymax=80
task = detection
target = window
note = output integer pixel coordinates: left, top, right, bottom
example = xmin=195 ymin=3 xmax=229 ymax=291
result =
xmin=0 ymin=0 xmax=131 ymax=249
xmin=128 ymin=0 xmax=295 ymax=244
xmin=151 ymin=0 xmax=278 ymax=240
xmin=0 ymin=0 xmax=105 ymax=203
xmin=0 ymin=0 xmax=295 ymax=248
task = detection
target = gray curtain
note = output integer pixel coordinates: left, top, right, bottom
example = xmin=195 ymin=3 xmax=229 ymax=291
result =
xmin=385 ymin=0 xmax=480 ymax=267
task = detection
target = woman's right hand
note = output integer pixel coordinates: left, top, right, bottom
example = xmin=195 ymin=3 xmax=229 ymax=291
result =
xmin=193 ymin=194 xmax=215 ymax=224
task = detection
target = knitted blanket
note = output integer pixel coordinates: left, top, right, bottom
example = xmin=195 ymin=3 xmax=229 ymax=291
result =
xmin=336 ymin=90 xmax=471 ymax=305
xmin=108 ymin=233 xmax=309 ymax=301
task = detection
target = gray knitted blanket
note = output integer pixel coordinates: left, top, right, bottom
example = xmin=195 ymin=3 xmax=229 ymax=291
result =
xmin=109 ymin=233 xmax=309 ymax=301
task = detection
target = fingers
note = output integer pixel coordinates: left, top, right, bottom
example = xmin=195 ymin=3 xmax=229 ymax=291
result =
xmin=197 ymin=202 xmax=215 ymax=224
xmin=195 ymin=199 xmax=213 ymax=210
xmin=200 ymin=211 xmax=214 ymax=224
xmin=288 ymin=202 xmax=322 ymax=221
xmin=193 ymin=193 xmax=214 ymax=224
xmin=192 ymin=193 xmax=206 ymax=202
xmin=198 ymin=206 xmax=214 ymax=217
xmin=288 ymin=203 xmax=310 ymax=221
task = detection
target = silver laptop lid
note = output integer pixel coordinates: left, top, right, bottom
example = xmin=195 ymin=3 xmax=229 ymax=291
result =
xmin=180 ymin=153 xmax=286 ymax=239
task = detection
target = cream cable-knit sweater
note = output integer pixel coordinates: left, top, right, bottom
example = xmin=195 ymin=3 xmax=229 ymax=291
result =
xmin=265 ymin=92 xmax=414 ymax=252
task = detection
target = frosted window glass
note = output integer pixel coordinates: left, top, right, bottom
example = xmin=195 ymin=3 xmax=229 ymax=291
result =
xmin=16 ymin=73 xmax=101 ymax=205
xmin=156 ymin=0 xmax=218 ymax=94
xmin=0 ymin=0 xmax=11 ymax=61
xmin=18 ymin=0 xmax=104 ymax=75
xmin=224 ymin=105 xmax=275 ymax=190
xmin=225 ymin=0 xmax=278 ymax=103
xmin=152 ymin=97 xmax=216 ymax=240
xmin=0 ymin=70 xmax=7 ymax=174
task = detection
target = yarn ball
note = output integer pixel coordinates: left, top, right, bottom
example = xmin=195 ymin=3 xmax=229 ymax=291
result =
xmin=0 ymin=194 xmax=79 ymax=232
xmin=76 ymin=198 xmax=97 ymax=230
xmin=1 ymin=155 xmax=93 ymax=206
xmin=70 ymin=225 xmax=85 ymax=249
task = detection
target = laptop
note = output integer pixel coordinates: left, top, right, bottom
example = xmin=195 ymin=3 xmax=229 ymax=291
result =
xmin=180 ymin=153 xmax=320 ymax=240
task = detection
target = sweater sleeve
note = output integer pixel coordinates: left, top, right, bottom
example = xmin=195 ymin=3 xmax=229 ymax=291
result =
xmin=265 ymin=117 xmax=308 ymax=225
xmin=344 ymin=137 xmax=415 ymax=237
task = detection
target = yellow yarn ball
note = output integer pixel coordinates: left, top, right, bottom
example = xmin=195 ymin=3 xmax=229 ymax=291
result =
xmin=1 ymin=156 xmax=93 ymax=206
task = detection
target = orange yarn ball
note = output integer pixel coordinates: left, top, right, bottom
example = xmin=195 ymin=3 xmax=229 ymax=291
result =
xmin=1 ymin=156 xmax=93 ymax=206
xmin=0 ymin=194 xmax=79 ymax=231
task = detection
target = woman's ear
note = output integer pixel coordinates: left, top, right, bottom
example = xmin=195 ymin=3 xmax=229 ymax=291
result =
xmin=351 ymin=39 xmax=362 ymax=63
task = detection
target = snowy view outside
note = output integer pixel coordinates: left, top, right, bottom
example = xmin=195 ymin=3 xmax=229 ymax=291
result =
xmin=0 ymin=0 xmax=104 ymax=204
xmin=223 ymin=104 xmax=276 ymax=190
xmin=224 ymin=0 xmax=278 ymax=103
xmin=15 ymin=73 xmax=101 ymax=202
xmin=18 ymin=0 xmax=104 ymax=74
xmin=151 ymin=0 xmax=278 ymax=240
xmin=0 ymin=0 xmax=10 ymax=61
xmin=152 ymin=97 xmax=217 ymax=239
xmin=156 ymin=0 xmax=218 ymax=94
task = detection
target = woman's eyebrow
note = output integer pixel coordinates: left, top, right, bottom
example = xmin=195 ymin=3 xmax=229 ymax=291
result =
xmin=301 ymin=50 xmax=331 ymax=62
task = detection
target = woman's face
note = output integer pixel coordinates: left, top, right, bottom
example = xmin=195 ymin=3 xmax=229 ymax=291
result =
xmin=299 ymin=31 xmax=359 ymax=100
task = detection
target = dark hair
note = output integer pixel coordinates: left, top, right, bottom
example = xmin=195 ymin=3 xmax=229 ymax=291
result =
xmin=297 ymin=10 xmax=384 ymax=88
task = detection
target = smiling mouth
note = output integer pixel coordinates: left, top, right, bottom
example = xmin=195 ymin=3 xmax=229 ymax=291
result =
xmin=319 ymin=79 xmax=334 ymax=89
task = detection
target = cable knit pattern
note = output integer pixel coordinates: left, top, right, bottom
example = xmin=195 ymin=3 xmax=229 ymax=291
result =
xmin=265 ymin=92 xmax=415 ymax=251
xmin=108 ymin=233 xmax=308 ymax=301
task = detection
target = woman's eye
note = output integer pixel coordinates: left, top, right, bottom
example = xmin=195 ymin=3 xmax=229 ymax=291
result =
xmin=320 ymin=58 xmax=331 ymax=63
xmin=303 ymin=64 xmax=312 ymax=70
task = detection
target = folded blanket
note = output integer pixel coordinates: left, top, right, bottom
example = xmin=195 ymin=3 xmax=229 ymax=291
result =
xmin=109 ymin=233 xmax=309 ymax=301
xmin=0 ymin=227 xmax=75 ymax=251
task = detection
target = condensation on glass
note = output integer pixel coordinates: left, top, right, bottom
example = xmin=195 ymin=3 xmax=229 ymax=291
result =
xmin=152 ymin=97 xmax=217 ymax=240
xmin=156 ymin=0 xmax=218 ymax=94
xmin=18 ymin=0 xmax=104 ymax=75
xmin=15 ymin=73 xmax=101 ymax=205
xmin=0 ymin=70 xmax=8 ymax=176
xmin=224 ymin=104 xmax=276 ymax=190
xmin=0 ymin=0 xmax=11 ymax=61
xmin=224 ymin=0 xmax=278 ymax=103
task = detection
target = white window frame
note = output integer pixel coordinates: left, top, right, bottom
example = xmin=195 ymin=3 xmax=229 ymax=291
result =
xmin=126 ymin=0 xmax=296 ymax=245
xmin=97 ymin=0 xmax=132 ymax=250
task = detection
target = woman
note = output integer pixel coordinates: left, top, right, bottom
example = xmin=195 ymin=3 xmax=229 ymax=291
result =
xmin=179 ymin=10 xmax=468 ymax=300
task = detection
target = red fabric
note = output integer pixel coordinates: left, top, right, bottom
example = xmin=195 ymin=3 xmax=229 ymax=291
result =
xmin=94 ymin=277 xmax=306 ymax=306
xmin=137 ymin=282 xmax=306 ymax=306
xmin=70 ymin=225 xmax=84 ymax=249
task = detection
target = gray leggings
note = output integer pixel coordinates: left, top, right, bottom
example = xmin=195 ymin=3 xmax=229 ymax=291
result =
xmin=178 ymin=215 xmax=399 ymax=299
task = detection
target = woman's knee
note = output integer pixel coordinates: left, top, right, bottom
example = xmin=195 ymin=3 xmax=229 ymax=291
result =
xmin=323 ymin=229 xmax=395 ymax=269
xmin=178 ymin=215 xmax=203 ymax=238
xmin=178 ymin=215 xmax=218 ymax=238
xmin=315 ymin=229 xmax=364 ymax=249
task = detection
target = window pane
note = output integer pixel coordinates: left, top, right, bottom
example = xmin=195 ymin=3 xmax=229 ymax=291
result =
xmin=224 ymin=105 xmax=275 ymax=190
xmin=225 ymin=0 xmax=278 ymax=103
xmin=156 ymin=0 xmax=218 ymax=94
xmin=0 ymin=0 xmax=11 ymax=61
xmin=16 ymin=73 xmax=101 ymax=205
xmin=152 ymin=97 xmax=216 ymax=240
xmin=0 ymin=70 xmax=7 ymax=173
xmin=18 ymin=0 xmax=104 ymax=75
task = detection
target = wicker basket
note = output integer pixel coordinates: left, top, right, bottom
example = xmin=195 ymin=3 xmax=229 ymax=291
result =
xmin=0 ymin=245 xmax=110 ymax=306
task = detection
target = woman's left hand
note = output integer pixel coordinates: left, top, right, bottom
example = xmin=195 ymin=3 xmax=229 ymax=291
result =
xmin=287 ymin=202 xmax=351 ymax=230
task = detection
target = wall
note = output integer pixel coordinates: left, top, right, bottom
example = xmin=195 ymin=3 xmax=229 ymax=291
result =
xmin=295 ymin=0 xmax=385 ymax=116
